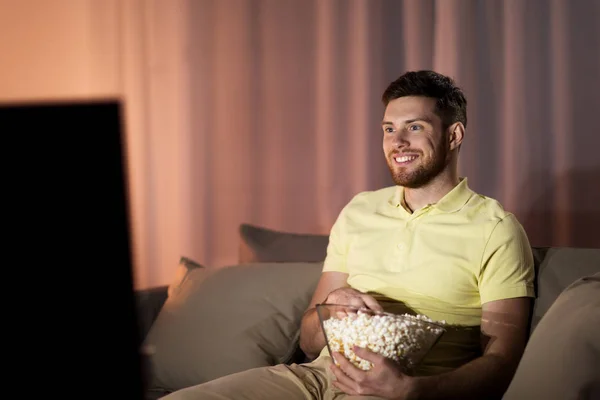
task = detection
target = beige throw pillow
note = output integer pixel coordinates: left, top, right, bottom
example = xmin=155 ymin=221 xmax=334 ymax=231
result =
xmin=503 ymin=273 xmax=600 ymax=400
xmin=143 ymin=261 xmax=324 ymax=392
xmin=167 ymin=256 xmax=205 ymax=297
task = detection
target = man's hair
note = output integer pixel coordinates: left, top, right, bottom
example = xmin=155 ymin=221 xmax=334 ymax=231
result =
xmin=382 ymin=70 xmax=467 ymax=132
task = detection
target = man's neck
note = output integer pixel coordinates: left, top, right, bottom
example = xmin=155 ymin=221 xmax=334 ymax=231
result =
xmin=403 ymin=170 xmax=459 ymax=213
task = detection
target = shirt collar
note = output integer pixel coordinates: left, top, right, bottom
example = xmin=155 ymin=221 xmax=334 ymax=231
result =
xmin=389 ymin=177 xmax=473 ymax=213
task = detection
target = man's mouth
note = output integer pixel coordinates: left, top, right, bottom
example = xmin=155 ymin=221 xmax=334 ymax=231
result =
xmin=393 ymin=154 xmax=419 ymax=165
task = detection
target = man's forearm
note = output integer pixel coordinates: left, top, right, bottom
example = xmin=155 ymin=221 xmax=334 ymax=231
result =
xmin=299 ymin=308 xmax=327 ymax=360
xmin=411 ymin=353 xmax=518 ymax=400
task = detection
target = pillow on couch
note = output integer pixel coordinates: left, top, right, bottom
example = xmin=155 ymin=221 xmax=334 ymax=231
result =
xmin=529 ymin=247 xmax=600 ymax=334
xmin=502 ymin=273 xmax=600 ymax=400
xmin=238 ymin=223 xmax=329 ymax=263
xmin=167 ymin=256 xmax=205 ymax=297
xmin=143 ymin=261 xmax=324 ymax=392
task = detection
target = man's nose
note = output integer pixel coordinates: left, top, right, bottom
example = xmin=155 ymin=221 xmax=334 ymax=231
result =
xmin=391 ymin=130 xmax=410 ymax=148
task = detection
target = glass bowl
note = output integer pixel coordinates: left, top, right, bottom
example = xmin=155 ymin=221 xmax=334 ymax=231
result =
xmin=316 ymin=303 xmax=447 ymax=372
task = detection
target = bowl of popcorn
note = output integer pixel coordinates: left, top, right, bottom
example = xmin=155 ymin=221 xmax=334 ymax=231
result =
xmin=316 ymin=303 xmax=446 ymax=372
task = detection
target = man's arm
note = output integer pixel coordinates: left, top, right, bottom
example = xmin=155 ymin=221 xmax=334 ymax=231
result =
xmin=412 ymin=297 xmax=532 ymax=400
xmin=410 ymin=215 xmax=535 ymax=399
xmin=299 ymin=271 xmax=349 ymax=360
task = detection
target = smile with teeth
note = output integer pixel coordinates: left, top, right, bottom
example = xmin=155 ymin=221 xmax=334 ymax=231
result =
xmin=394 ymin=155 xmax=418 ymax=164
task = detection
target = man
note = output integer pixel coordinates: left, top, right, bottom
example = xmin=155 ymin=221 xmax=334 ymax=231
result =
xmin=162 ymin=70 xmax=535 ymax=400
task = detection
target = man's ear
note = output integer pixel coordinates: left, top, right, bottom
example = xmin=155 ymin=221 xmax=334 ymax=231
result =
xmin=447 ymin=122 xmax=465 ymax=151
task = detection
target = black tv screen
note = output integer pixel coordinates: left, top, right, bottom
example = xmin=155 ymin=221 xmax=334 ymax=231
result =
xmin=0 ymin=99 xmax=146 ymax=398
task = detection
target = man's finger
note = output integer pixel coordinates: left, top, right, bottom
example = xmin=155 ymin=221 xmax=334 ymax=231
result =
xmin=346 ymin=296 xmax=368 ymax=309
xmin=352 ymin=345 xmax=386 ymax=364
xmin=333 ymin=304 xmax=349 ymax=319
xmin=332 ymin=352 xmax=366 ymax=382
xmin=360 ymin=294 xmax=383 ymax=312
xmin=329 ymin=362 xmax=361 ymax=395
xmin=331 ymin=378 xmax=360 ymax=396
xmin=331 ymin=378 xmax=359 ymax=396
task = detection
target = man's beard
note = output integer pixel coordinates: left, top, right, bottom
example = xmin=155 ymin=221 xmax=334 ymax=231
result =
xmin=387 ymin=144 xmax=449 ymax=188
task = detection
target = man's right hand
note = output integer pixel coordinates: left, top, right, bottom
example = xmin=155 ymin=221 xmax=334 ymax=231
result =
xmin=324 ymin=287 xmax=383 ymax=312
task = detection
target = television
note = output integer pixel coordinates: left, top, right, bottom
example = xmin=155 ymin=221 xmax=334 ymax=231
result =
xmin=0 ymin=99 xmax=146 ymax=398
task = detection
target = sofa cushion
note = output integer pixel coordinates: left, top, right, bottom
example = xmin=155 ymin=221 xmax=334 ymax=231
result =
xmin=238 ymin=223 xmax=329 ymax=263
xmin=167 ymin=256 xmax=204 ymax=297
xmin=530 ymin=247 xmax=600 ymax=334
xmin=502 ymin=273 xmax=600 ymax=400
xmin=143 ymin=261 xmax=324 ymax=392
xmin=137 ymin=256 xmax=204 ymax=344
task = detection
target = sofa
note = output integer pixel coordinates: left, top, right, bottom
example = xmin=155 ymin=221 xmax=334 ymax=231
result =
xmin=136 ymin=223 xmax=600 ymax=400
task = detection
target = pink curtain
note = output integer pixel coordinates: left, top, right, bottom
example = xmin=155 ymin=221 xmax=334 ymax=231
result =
xmin=119 ymin=0 xmax=600 ymax=289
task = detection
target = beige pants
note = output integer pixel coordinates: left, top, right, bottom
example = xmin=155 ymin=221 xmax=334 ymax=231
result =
xmin=160 ymin=355 xmax=384 ymax=400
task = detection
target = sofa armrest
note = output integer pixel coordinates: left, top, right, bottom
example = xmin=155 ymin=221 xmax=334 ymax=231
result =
xmin=135 ymin=285 xmax=168 ymax=342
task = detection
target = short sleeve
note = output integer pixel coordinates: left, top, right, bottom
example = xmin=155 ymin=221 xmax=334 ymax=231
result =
xmin=322 ymin=205 xmax=351 ymax=274
xmin=478 ymin=214 xmax=535 ymax=304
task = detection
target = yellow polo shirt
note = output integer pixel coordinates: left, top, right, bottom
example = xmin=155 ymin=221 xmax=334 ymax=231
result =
xmin=322 ymin=177 xmax=535 ymax=327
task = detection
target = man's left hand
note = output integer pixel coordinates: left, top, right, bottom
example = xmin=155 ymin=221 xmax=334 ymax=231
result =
xmin=329 ymin=346 xmax=417 ymax=399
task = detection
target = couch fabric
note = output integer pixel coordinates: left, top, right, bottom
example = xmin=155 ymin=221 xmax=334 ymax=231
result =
xmin=529 ymin=247 xmax=600 ymax=334
xmin=503 ymin=273 xmax=600 ymax=400
xmin=143 ymin=260 xmax=323 ymax=392
xmin=139 ymin=223 xmax=600 ymax=399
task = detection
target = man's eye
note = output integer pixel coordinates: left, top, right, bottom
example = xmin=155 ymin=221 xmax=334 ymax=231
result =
xmin=384 ymin=127 xmax=394 ymax=133
xmin=408 ymin=124 xmax=422 ymax=131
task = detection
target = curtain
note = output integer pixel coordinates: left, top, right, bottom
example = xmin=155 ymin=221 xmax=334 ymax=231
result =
xmin=112 ymin=0 xmax=600 ymax=289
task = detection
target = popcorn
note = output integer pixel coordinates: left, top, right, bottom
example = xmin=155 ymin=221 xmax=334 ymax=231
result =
xmin=323 ymin=310 xmax=445 ymax=371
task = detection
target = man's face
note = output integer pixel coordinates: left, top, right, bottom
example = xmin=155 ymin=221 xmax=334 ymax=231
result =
xmin=382 ymin=96 xmax=450 ymax=188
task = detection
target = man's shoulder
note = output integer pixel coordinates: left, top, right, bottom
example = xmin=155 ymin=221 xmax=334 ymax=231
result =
xmin=463 ymin=192 xmax=529 ymax=243
xmin=464 ymin=190 xmax=517 ymax=222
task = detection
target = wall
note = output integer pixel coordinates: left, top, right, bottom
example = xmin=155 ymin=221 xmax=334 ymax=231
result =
xmin=0 ymin=0 xmax=120 ymax=102
xmin=0 ymin=0 xmax=192 ymax=290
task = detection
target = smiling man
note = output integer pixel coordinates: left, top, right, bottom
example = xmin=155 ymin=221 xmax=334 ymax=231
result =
xmin=161 ymin=70 xmax=535 ymax=400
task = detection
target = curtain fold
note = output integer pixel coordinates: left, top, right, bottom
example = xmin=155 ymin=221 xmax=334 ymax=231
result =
xmin=112 ymin=0 xmax=600 ymax=289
